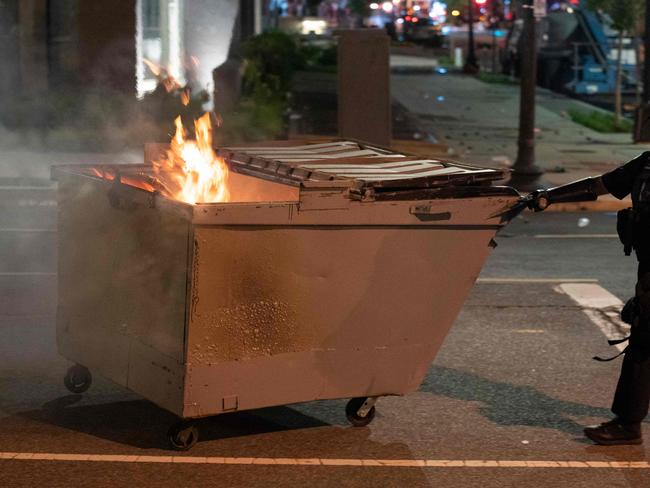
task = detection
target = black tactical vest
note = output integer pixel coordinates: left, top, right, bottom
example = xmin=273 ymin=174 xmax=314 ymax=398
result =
xmin=620 ymin=163 xmax=650 ymax=260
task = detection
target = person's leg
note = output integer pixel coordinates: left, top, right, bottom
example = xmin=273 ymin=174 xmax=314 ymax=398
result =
xmin=612 ymin=344 xmax=650 ymax=423
xmin=585 ymin=271 xmax=650 ymax=445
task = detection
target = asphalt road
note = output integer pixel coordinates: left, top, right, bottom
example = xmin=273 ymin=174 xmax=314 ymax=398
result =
xmin=1 ymin=183 xmax=648 ymax=487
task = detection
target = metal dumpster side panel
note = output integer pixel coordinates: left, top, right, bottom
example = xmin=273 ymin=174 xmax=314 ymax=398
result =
xmin=191 ymin=195 xmax=515 ymax=226
xmin=56 ymin=174 xmax=189 ymax=415
xmin=182 ymin=212 xmax=498 ymax=418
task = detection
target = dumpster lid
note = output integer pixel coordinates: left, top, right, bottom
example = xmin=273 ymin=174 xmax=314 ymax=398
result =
xmin=218 ymin=140 xmax=507 ymax=190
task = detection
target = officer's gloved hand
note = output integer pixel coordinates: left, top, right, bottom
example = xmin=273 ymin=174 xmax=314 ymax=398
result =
xmin=525 ymin=189 xmax=550 ymax=212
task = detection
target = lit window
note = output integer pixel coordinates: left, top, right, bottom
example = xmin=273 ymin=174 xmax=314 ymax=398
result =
xmin=136 ymin=0 xmax=185 ymax=97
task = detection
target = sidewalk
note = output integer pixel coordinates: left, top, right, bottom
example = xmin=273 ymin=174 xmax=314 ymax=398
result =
xmin=391 ymin=71 xmax=650 ymax=210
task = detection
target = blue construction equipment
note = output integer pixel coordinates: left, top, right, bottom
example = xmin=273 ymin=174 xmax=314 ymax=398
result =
xmin=504 ymin=0 xmax=637 ymax=95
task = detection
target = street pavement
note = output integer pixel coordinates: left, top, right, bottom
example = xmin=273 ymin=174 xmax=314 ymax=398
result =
xmin=1 ymin=164 xmax=649 ymax=487
xmin=391 ymin=71 xmax=650 ymax=210
xmin=1 ymin=80 xmax=649 ymax=485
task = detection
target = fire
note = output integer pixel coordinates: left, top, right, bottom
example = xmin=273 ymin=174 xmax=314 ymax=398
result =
xmin=143 ymin=58 xmax=181 ymax=92
xmin=154 ymin=113 xmax=229 ymax=204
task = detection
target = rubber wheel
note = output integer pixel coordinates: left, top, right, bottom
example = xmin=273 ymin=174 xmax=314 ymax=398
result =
xmin=345 ymin=397 xmax=376 ymax=427
xmin=168 ymin=421 xmax=199 ymax=451
xmin=64 ymin=365 xmax=92 ymax=394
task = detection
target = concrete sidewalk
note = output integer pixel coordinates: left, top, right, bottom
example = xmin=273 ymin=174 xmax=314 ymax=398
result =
xmin=392 ymin=72 xmax=650 ymax=210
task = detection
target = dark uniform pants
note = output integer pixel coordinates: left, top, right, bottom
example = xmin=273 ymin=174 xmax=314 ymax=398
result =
xmin=612 ymin=268 xmax=650 ymax=423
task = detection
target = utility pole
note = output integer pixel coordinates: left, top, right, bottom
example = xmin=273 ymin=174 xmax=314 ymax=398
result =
xmin=463 ymin=0 xmax=479 ymax=73
xmin=634 ymin=0 xmax=650 ymax=142
xmin=509 ymin=0 xmax=544 ymax=190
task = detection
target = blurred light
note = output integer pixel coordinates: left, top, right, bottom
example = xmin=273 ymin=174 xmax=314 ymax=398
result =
xmin=413 ymin=5 xmax=420 ymax=11
xmin=494 ymin=29 xmax=504 ymax=37
xmin=392 ymin=0 xmax=400 ymax=4
xmin=567 ymin=7 xmax=574 ymax=13
xmin=441 ymin=25 xmax=451 ymax=34
xmin=475 ymin=0 xmax=487 ymax=4
xmin=382 ymin=1 xmax=393 ymax=13
xmin=411 ymin=17 xmax=418 ymax=22
xmin=396 ymin=18 xmax=404 ymax=24
xmin=436 ymin=95 xmax=445 ymax=102
xmin=301 ymin=19 xmax=327 ymax=35
xmin=430 ymin=1 xmax=446 ymax=17
xmin=370 ymin=2 xmax=379 ymax=9
xmin=451 ymin=9 xmax=460 ymax=16
xmin=437 ymin=67 xmax=448 ymax=74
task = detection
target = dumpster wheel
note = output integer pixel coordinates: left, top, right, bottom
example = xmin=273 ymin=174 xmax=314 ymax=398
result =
xmin=63 ymin=364 xmax=92 ymax=394
xmin=345 ymin=397 xmax=377 ymax=427
xmin=168 ymin=421 xmax=199 ymax=451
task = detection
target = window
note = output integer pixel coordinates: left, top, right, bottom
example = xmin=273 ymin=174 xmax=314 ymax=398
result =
xmin=136 ymin=0 xmax=184 ymax=97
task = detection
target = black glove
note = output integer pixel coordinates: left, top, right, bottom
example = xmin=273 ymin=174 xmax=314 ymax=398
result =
xmin=525 ymin=189 xmax=550 ymax=212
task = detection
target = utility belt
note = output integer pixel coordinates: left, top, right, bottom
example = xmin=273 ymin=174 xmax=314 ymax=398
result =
xmin=595 ymin=295 xmax=650 ymax=361
xmin=594 ymin=297 xmax=638 ymax=362
xmin=617 ymin=208 xmax=650 ymax=257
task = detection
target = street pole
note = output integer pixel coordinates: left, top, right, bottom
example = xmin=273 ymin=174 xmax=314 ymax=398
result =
xmin=637 ymin=0 xmax=650 ymax=105
xmin=464 ymin=0 xmax=479 ymax=73
xmin=509 ymin=0 xmax=543 ymax=190
xmin=634 ymin=0 xmax=650 ymax=141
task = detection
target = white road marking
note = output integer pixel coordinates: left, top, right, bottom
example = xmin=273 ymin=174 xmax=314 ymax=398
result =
xmin=1 ymin=453 xmax=649 ymax=468
xmin=555 ymin=283 xmax=628 ymax=351
xmin=477 ymin=278 xmax=598 ymax=284
xmin=534 ymin=234 xmax=618 ymax=239
xmin=0 ymin=272 xmax=56 ymax=276
xmin=0 ymin=228 xmax=55 ymax=233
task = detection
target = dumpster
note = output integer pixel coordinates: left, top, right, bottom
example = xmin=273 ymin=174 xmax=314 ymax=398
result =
xmin=53 ymin=139 xmax=519 ymax=450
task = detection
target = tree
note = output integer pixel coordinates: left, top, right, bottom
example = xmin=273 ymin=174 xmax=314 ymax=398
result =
xmin=587 ymin=0 xmax=645 ymax=128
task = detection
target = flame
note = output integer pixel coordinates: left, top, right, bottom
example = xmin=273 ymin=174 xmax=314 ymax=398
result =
xmin=180 ymin=88 xmax=190 ymax=106
xmin=154 ymin=113 xmax=229 ymax=204
xmin=143 ymin=57 xmax=181 ymax=92
xmin=143 ymin=58 xmax=161 ymax=77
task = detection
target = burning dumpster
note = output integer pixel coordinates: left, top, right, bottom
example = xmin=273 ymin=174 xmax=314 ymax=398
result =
xmin=53 ymin=138 xmax=519 ymax=450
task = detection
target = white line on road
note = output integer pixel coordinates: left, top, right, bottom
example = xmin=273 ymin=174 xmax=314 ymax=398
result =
xmin=0 ymin=228 xmax=56 ymax=233
xmin=0 ymin=272 xmax=56 ymax=276
xmin=1 ymin=453 xmax=649 ymax=469
xmin=534 ymin=234 xmax=618 ymax=239
xmin=555 ymin=283 xmax=628 ymax=351
xmin=477 ymin=278 xmax=599 ymax=284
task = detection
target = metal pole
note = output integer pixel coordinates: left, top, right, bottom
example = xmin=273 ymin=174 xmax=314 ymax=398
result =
xmin=464 ymin=0 xmax=479 ymax=73
xmin=634 ymin=0 xmax=650 ymax=141
xmin=509 ymin=0 xmax=543 ymax=190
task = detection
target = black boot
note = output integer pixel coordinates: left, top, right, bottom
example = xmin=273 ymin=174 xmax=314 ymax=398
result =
xmin=584 ymin=418 xmax=643 ymax=446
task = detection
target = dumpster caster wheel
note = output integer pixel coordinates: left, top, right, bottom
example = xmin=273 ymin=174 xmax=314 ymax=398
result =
xmin=168 ymin=421 xmax=198 ymax=451
xmin=345 ymin=397 xmax=376 ymax=427
xmin=64 ymin=365 xmax=92 ymax=394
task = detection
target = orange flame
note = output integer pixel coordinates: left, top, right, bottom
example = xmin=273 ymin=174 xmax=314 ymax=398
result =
xmin=143 ymin=58 xmax=181 ymax=92
xmin=181 ymin=88 xmax=190 ymax=106
xmin=154 ymin=113 xmax=229 ymax=204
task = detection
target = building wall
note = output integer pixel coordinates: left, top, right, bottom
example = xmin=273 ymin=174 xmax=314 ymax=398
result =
xmin=0 ymin=0 xmax=20 ymax=100
xmin=77 ymin=0 xmax=137 ymax=94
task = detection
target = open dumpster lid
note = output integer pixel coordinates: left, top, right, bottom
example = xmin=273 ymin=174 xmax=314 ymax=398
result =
xmin=218 ymin=139 xmax=507 ymax=190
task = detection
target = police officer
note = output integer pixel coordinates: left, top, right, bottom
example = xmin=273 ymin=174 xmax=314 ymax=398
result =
xmin=527 ymin=151 xmax=650 ymax=446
